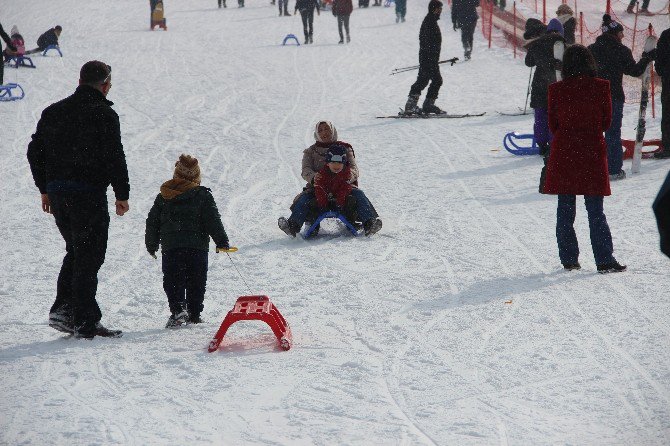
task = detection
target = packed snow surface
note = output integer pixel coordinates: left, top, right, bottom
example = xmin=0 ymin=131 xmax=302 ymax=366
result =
xmin=2 ymin=0 xmax=670 ymax=444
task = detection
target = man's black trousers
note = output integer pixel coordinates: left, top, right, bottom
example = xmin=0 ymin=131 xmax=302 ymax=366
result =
xmin=409 ymin=64 xmax=443 ymax=100
xmin=49 ymin=191 xmax=109 ymax=331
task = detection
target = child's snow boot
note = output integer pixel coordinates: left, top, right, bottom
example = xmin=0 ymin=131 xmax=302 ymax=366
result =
xmin=363 ymin=218 xmax=382 ymax=236
xmin=278 ymin=217 xmax=300 ymax=237
xmin=166 ymin=310 xmax=189 ymax=328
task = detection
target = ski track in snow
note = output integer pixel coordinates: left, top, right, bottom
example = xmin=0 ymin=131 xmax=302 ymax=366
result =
xmin=2 ymin=0 xmax=670 ymax=445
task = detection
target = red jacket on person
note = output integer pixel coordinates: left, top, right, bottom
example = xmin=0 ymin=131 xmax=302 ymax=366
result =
xmin=543 ymin=76 xmax=612 ymax=196
xmin=314 ymin=165 xmax=353 ymax=208
xmin=332 ymin=0 xmax=353 ymax=16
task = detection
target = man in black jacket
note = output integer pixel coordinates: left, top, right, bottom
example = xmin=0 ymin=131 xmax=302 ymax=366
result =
xmin=0 ymin=22 xmax=17 ymax=85
xmin=588 ymin=15 xmax=655 ymax=179
xmin=404 ymin=0 xmax=445 ymax=115
xmin=27 ymin=61 xmax=130 ymax=339
xmin=451 ymin=0 xmax=479 ymax=60
xmin=654 ymin=25 xmax=670 ymax=159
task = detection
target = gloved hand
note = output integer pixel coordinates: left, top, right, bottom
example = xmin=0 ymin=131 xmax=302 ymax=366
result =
xmin=8 ymin=44 xmax=17 ymax=52
xmin=219 ymin=241 xmax=230 ymax=250
xmin=148 ymin=250 xmax=157 ymax=259
xmin=642 ymin=48 xmax=657 ymax=61
xmin=552 ymin=59 xmax=563 ymax=71
xmin=453 ymin=22 xmax=460 ymax=31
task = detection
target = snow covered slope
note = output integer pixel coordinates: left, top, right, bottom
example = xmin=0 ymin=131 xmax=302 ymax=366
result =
xmin=1 ymin=1 xmax=669 ymax=444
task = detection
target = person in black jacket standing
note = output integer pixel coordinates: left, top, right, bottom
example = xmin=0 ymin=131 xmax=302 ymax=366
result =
xmin=27 ymin=61 xmax=130 ymax=339
xmin=0 ymin=22 xmax=17 ymax=85
xmin=404 ymin=0 xmax=445 ymax=115
xmin=588 ymin=15 xmax=655 ymax=180
xmin=653 ymin=24 xmax=670 ymax=159
xmin=295 ymin=0 xmax=320 ymax=44
xmin=525 ymin=18 xmax=565 ymax=161
xmin=451 ymin=0 xmax=479 ymax=60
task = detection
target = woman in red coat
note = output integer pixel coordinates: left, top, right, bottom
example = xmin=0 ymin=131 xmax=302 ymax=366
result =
xmin=332 ymin=0 xmax=353 ymax=43
xmin=544 ymin=45 xmax=626 ymax=273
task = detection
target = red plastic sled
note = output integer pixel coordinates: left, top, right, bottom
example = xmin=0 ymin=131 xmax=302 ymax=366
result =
xmin=208 ymin=295 xmax=292 ymax=352
xmin=622 ymin=139 xmax=664 ymax=160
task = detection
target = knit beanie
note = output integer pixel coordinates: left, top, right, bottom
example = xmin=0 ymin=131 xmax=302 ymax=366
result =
xmin=547 ymin=18 xmax=564 ymax=36
xmin=173 ymin=154 xmax=201 ymax=184
xmin=428 ymin=0 xmax=443 ymax=13
xmin=601 ymin=14 xmax=623 ymax=35
xmin=556 ymin=4 xmax=573 ymax=16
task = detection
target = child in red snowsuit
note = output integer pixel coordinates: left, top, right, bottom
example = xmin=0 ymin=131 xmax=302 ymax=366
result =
xmin=313 ymin=144 xmax=357 ymax=220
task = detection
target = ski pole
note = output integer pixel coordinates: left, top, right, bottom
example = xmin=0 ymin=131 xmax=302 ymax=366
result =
xmin=523 ymin=66 xmax=533 ymax=114
xmin=216 ymin=247 xmax=253 ymax=294
xmin=390 ymin=57 xmax=459 ymax=75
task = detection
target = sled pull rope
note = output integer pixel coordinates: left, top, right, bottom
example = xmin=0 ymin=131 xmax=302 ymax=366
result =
xmin=217 ymin=247 xmax=252 ymax=294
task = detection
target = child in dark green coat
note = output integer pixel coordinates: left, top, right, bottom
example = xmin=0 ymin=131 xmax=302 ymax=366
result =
xmin=145 ymin=154 xmax=230 ymax=328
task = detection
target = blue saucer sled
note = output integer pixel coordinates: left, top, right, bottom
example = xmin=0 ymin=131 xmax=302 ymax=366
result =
xmin=303 ymin=211 xmax=359 ymax=239
xmin=503 ymin=132 xmax=539 ymax=156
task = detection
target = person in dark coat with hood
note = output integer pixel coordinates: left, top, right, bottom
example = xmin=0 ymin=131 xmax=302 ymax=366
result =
xmin=588 ymin=14 xmax=655 ymax=180
xmin=0 ymin=22 xmax=17 ymax=85
xmin=544 ymin=44 xmax=626 ymax=273
xmin=525 ymin=18 xmax=565 ymax=159
xmin=27 ymin=61 xmax=130 ymax=339
xmin=653 ymin=24 xmax=670 ymax=159
xmin=404 ymin=0 xmax=445 ymax=115
xmin=451 ymin=0 xmax=479 ymax=60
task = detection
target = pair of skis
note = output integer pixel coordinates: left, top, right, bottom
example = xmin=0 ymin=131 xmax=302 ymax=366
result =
xmin=376 ymin=109 xmax=486 ymax=119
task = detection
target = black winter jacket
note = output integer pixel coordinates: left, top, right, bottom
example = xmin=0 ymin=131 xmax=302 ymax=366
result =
xmin=295 ymin=0 xmax=319 ymax=11
xmin=524 ymin=32 xmax=565 ymax=109
xmin=656 ymin=28 xmax=670 ymax=85
xmin=27 ymin=86 xmax=130 ymax=200
xmin=145 ymin=180 xmax=229 ymax=253
xmin=451 ymin=0 xmax=479 ymax=27
xmin=37 ymin=28 xmax=59 ymax=49
xmin=419 ymin=12 xmax=442 ymax=66
xmin=588 ymin=33 xmax=651 ymax=102
xmin=0 ymin=23 xmax=11 ymax=49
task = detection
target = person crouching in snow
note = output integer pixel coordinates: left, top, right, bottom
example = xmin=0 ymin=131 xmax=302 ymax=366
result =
xmin=145 ymin=154 xmax=231 ymax=328
xmin=313 ymin=145 xmax=358 ymax=221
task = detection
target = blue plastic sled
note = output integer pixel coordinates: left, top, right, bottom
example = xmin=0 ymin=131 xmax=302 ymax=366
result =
xmin=0 ymin=83 xmax=25 ymax=101
xmin=282 ymin=34 xmax=300 ymax=46
xmin=6 ymin=55 xmax=36 ymax=68
xmin=303 ymin=211 xmax=359 ymax=238
xmin=503 ymin=132 xmax=539 ymax=156
xmin=42 ymin=45 xmax=63 ymax=57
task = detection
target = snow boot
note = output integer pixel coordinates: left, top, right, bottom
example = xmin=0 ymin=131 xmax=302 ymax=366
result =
xmin=49 ymin=311 xmax=74 ymax=334
xmin=278 ymin=217 xmax=300 ymax=237
xmin=422 ymin=97 xmax=445 ymax=114
xmin=165 ymin=310 xmax=189 ymax=329
xmin=188 ymin=313 xmax=203 ymax=324
xmin=609 ymin=170 xmax=626 ymax=181
xmin=309 ymin=34 xmax=313 ymax=44
xmin=74 ymin=322 xmax=123 ymax=339
xmin=283 ymin=4 xmax=291 ymax=15
xmin=562 ymin=262 xmax=581 ymax=271
xmin=396 ymin=12 xmax=400 ymax=23
xmin=363 ymin=218 xmax=382 ymax=236
xmin=346 ymin=35 xmax=350 ymax=43
xmin=597 ymin=261 xmax=627 ymax=274
xmin=403 ymin=94 xmax=421 ymax=115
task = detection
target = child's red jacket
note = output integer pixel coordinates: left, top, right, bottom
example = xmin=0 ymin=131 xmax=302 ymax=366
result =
xmin=313 ymin=165 xmax=353 ymax=208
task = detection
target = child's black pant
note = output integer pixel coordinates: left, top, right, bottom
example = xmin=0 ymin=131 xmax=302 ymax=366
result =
xmin=162 ymin=248 xmax=208 ymax=317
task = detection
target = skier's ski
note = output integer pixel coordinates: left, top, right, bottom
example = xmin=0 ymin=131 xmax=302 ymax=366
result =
xmin=553 ymin=40 xmax=565 ymax=82
xmin=377 ymin=112 xmax=485 ymax=119
xmin=496 ymin=107 xmax=532 ymax=116
xmin=632 ymin=35 xmax=658 ymax=174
